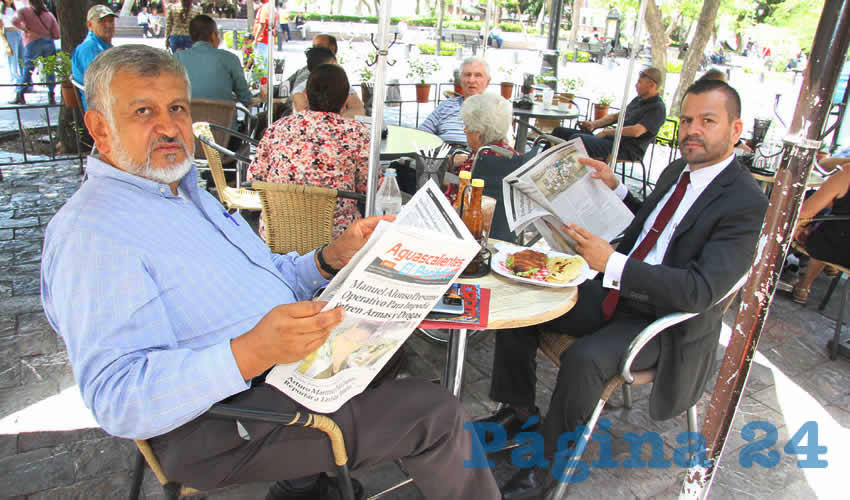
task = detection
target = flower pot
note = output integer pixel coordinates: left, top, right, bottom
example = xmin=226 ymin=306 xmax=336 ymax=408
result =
xmin=559 ymin=92 xmax=574 ymax=104
xmin=500 ymin=82 xmax=514 ymax=100
xmin=60 ymin=80 xmax=79 ymax=109
xmin=415 ymin=83 xmax=431 ymax=104
xmin=594 ymin=103 xmax=610 ymax=120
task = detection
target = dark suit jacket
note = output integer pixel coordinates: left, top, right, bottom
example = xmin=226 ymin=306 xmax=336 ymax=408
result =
xmin=617 ymin=157 xmax=767 ymax=420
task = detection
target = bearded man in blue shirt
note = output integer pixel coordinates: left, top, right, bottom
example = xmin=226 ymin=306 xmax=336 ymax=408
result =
xmin=41 ymin=45 xmax=499 ymax=500
xmin=71 ymin=4 xmax=116 ymax=110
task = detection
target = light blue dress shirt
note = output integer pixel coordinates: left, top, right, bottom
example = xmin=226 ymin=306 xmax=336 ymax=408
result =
xmin=71 ymin=31 xmax=112 ymax=110
xmin=41 ymin=157 xmax=328 ymax=439
xmin=174 ymin=41 xmax=253 ymax=106
xmin=418 ymin=96 xmax=467 ymax=145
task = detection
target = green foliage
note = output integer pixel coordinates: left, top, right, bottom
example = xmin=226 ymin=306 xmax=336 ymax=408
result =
xmin=597 ymin=95 xmax=615 ymax=106
xmin=417 ymin=42 xmax=459 ymax=56
xmin=563 ymin=51 xmax=591 ymax=63
xmin=559 ymin=76 xmax=583 ymax=93
xmin=407 ymin=56 xmax=440 ymax=82
xmin=666 ymin=60 xmax=683 ymax=74
xmin=34 ymin=51 xmax=72 ymax=81
xmin=498 ymin=23 xmax=523 ymax=33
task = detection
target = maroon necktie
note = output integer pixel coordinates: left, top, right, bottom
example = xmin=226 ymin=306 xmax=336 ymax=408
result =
xmin=601 ymin=172 xmax=691 ymax=321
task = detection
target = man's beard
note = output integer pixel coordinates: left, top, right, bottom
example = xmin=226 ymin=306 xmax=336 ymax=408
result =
xmin=112 ymin=135 xmax=193 ymax=185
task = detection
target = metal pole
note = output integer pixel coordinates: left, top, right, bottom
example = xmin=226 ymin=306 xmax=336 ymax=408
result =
xmin=608 ymin=0 xmax=647 ymax=168
xmin=482 ymin=0 xmax=494 ymax=56
xmin=436 ymin=0 xmax=445 ymax=56
xmin=266 ymin=2 xmax=276 ymax=130
xmin=547 ymin=0 xmax=564 ymax=50
xmin=364 ymin=0 xmax=393 ymax=217
xmin=680 ymin=1 xmax=850 ymax=498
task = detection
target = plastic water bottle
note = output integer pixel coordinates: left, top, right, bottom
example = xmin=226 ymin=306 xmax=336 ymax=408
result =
xmin=376 ymin=168 xmax=402 ymax=216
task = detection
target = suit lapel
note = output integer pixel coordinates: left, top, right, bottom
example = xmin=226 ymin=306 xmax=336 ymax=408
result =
xmin=670 ymin=159 xmax=741 ymax=243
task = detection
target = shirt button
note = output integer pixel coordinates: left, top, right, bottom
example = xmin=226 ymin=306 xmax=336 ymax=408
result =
xmin=160 ymin=187 xmax=165 ymax=193
xmin=313 ymin=280 xmax=318 ymax=286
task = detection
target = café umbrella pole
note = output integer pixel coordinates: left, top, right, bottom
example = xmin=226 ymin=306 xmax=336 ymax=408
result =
xmin=680 ymin=0 xmax=850 ymax=497
xmin=267 ymin=3 xmax=276 ymax=130
xmin=364 ymin=0 xmax=392 ymax=217
xmin=608 ymin=0 xmax=647 ymax=169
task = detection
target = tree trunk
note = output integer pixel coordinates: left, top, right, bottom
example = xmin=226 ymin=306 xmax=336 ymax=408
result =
xmin=120 ymin=0 xmax=136 ymax=17
xmin=247 ymin=1 xmax=255 ymax=30
xmin=670 ymin=0 xmax=722 ymax=116
xmin=536 ymin=0 xmax=550 ymax=35
xmin=644 ymin=0 xmax=667 ymax=91
xmin=416 ymin=0 xmax=420 ymax=16
xmin=57 ymin=0 xmax=95 ymax=154
xmin=568 ymin=0 xmax=580 ymax=53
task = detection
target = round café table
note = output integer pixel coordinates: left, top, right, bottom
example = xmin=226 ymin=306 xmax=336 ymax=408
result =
xmin=436 ymin=259 xmax=578 ymax=396
xmin=380 ymin=125 xmax=444 ymax=159
xmin=513 ymin=102 xmax=580 ymax=152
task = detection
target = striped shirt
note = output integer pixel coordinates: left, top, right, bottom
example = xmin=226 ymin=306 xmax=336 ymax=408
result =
xmin=41 ymin=156 xmax=328 ymax=440
xmin=418 ymin=96 xmax=467 ymax=145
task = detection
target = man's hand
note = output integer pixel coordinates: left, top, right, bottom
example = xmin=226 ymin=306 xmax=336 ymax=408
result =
xmin=231 ymin=301 xmax=344 ymax=380
xmin=452 ymin=152 xmax=469 ymax=167
xmin=563 ymin=223 xmax=615 ymax=272
xmin=578 ymin=120 xmax=594 ymax=132
xmin=579 ymin=157 xmax=619 ymax=191
xmin=320 ymin=215 xmax=395 ymax=273
xmin=594 ymin=128 xmax=613 ymax=139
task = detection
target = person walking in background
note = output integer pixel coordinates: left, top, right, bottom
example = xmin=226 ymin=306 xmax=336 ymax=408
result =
xmin=166 ymin=0 xmax=197 ymax=52
xmin=276 ymin=2 xmax=289 ymax=50
xmin=2 ymin=0 xmax=24 ymax=85
xmin=10 ymin=0 xmax=58 ymax=105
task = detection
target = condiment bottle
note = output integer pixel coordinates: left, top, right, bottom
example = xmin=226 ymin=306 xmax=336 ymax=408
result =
xmin=462 ymin=178 xmax=484 ymax=241
xmin=455 ymin=170 xmax=472 ymax=212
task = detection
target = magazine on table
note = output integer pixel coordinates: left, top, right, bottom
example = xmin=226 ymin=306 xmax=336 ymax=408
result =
xmin=419 ymin=283 xmax=490 ymax=330
xmin=264 ymin=180 xmax=481 ymax=413
xmin=502 ymin=138 xmax=633 ymax=253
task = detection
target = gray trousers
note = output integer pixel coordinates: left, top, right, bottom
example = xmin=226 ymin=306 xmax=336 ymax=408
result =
xmin=150 ymin=377 xmax=499 ymax=499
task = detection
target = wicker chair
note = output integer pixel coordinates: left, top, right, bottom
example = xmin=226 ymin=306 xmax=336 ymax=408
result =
xmin=249 ymin=181 xmax=365 ymax=255
xmin=129 ymin=403 xmax=357 ymax=500
xmin=539 ymin=275 xmax=747 ymax=499
xmin=190 ymin=99 xmax=238 ymax=161
xmin=193 ymin=121 xmax=262 ymax=211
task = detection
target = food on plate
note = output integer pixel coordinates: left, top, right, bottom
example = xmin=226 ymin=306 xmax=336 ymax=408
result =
xmin=506 ymin=249 xmax=548 ymax=277
xmin=545 ymin=255 xmax=586 ymax=283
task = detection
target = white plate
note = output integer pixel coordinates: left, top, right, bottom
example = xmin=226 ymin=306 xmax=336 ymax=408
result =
xmin=491 ymin=245 xmax=592 ymax=288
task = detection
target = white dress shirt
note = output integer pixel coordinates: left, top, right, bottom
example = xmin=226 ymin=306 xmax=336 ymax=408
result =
xmin=603 ymin=154 xmax=736 ymax=290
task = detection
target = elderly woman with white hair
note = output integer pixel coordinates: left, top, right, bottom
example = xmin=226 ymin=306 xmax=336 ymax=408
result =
xmin=445 ymin=92 xmax=516 ymax=203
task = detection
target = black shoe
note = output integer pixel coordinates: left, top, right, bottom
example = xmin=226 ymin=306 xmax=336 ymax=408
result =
xmin=501 ymin=466 xmax=554 ymax=500
xmin=48 ymin=93 xmax=55 ymax=105
xmin=265 ymin=473 xmax=364 ymax=500
xmin=475 ymin=406 xmax=540 ymax=445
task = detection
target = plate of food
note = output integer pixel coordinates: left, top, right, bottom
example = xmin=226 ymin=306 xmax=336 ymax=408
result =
xmin=492 ymin=247 xmax=591 ymax=288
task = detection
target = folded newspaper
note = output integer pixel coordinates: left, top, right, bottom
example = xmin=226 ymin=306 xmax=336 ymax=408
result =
xmin=265 ymin=180 xmax=481 ymax=413
xmin=502 ymin=138 xmax=634 ymax=253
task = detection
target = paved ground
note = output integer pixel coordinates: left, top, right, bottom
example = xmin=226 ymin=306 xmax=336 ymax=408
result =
xmin=1 ymin=156 xmax=848 ymax=498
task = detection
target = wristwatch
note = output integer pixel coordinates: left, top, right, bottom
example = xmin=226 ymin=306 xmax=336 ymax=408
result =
xmin=316 ymin=244 xmax=340 ymax=276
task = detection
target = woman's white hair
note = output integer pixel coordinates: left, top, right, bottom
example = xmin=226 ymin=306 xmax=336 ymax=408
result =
xmin=461 ymin=93 xmax=512 ymax=146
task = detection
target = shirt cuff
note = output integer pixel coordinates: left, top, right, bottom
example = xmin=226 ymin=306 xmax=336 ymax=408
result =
xmin=602 ymin=252 xmax=629 ymax=290
xmin=297 ymin=249 xmax=330 ymax=292
xmin=613 ymin=181 xmax=629 ymax=200
xmin=218 ymin=340 xmax=253 ymax=391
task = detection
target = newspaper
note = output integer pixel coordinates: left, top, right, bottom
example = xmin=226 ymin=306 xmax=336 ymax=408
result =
xmin=265 ymin=180 xmax=480 ymax=413
xmin=502 ymin=138 xmax=634 ymax=253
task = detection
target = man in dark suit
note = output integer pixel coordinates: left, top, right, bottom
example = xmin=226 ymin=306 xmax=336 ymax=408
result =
xmin=482 ymin=79 xmax=769 ymax=498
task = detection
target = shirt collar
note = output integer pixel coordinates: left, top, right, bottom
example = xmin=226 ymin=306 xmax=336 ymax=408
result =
xmin=685 ymin=153 xmax=736 ymax=190
xmin=191 ymin=41 xmax=214 ymax=50
xmin=85 ymin=155 xmax=201 ymax=200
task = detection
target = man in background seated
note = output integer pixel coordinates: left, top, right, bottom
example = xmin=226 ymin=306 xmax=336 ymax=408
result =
xmin=291 ymin=46 xmax=365 ymax=118
xmin=71 ymin=4 xmax=116 ymax=110
xmin=288 ymin=33 xmax=337 ymax=93
xmin=174 ymin=14 xmax=252 ymax=107
xmin=418 ymin=56 xmax=491 ymax=147
xmin=41 ymin=45 xmax=499 ymax=500
xmin=552 ymin=67 xmax=666 ymax=161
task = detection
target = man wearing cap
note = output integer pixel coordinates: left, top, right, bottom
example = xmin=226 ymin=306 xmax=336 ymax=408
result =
xmin=72 ymin=4 xmax=116 ymax=110
xmin=552 ymin=67 xmax=666 ymax=161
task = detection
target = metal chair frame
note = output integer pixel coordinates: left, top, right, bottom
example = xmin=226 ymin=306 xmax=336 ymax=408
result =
xmin=129 ymin=403 xmax=357 ymax=500
xmin=541 ymin=275 xmax=748 ymax=499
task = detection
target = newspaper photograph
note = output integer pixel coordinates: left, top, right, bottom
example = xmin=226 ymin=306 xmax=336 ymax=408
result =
xmin=502 ymin=139 xmax=633 ymax=251
xmin=265 ymin=180 xmax=480 ymax=413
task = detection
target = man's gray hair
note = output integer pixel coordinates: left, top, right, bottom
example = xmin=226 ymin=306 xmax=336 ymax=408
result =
xmin=85 ymin=44 xmax=191 ymax=118
xmin=461 ymin=93 xmax=512 ymax=145
xmin=460 ymin=56 xmax=490 ymax=78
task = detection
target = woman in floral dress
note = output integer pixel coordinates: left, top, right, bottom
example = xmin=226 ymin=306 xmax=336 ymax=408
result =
xmin=248 ymin=63 xmax=371 ymax=239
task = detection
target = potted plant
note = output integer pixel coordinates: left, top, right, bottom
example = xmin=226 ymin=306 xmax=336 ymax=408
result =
xmin=407 ymin=56 xmax=438 ymax=103
xmin=558 ymin=76 xmax=583 ymax=104
xmin=499 ymin=65 xmax=517 ymax=100
xmin=35 ymin=51 xmax=75 ymax=108
xmin=594 ymin=95 xmax=614 ymax=120
xmin=359 ymin=60 xmax=375 ymax=112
